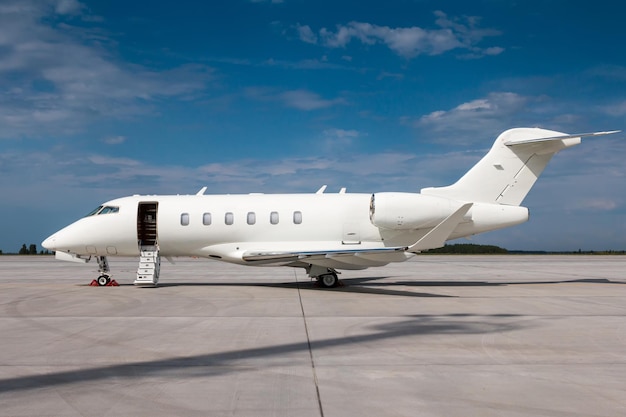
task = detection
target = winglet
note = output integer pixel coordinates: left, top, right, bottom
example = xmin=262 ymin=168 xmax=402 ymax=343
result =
xmin=316 ymin=185 xmax=327 ymax=194
xmin=196 ymin=186 xmax=207 ymax=196
xmin=408 ymin=203 xmax=473 ymax=252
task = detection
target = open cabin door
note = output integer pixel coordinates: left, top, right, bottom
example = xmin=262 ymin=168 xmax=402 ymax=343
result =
xmin=136 ymin=202 xmax=160 ymax=286
xmin=137 ymin=202 xmax=158 ymax=248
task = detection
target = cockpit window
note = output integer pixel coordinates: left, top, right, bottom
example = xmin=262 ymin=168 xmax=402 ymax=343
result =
xmin=85 ymin=205 xmax=119 ymax=217
xmin=99 ymin=206 xmax=119 ymax=215
xmin=86 ymin=206 xmax=103 ymax=217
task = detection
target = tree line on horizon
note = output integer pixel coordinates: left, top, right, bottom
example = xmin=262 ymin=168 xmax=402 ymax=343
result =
xmin=424 ymin=243 xmax=625 ymax=255
xmin=424 ymin=243 xmax=509 ymax=254
xmin=0 ymin=244 xmax=52 ymax=256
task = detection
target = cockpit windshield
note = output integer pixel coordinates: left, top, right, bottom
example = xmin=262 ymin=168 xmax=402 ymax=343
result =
xmin=85 ymin=205 xmax=120 ymax=217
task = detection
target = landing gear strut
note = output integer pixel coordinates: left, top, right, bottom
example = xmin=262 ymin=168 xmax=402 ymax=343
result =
xmin=307 ymin=265 xmax=341 ymax=288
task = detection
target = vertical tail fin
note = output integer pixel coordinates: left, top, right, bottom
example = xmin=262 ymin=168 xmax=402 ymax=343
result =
xmin=421 ymin=128 xmax=618 ymax=206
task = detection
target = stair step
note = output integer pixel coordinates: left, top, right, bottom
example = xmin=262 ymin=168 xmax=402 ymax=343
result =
xmin=135 ymin=247 xmax=160 ymax=286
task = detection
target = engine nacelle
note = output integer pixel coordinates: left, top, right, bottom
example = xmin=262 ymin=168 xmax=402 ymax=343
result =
xmin=369 ymin=192 xmax=461 ymax=230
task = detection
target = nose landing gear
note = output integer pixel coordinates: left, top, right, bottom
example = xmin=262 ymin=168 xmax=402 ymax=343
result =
xmin=89 ymin=256 xmax=119 ymax=286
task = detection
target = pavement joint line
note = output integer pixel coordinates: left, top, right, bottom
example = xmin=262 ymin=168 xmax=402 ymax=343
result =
xmin=294 ymin=269 xmax=325 ymax=417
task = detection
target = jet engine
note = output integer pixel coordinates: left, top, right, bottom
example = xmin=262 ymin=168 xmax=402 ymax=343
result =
xmin=369 ymin=192 xmax=462 ymax=230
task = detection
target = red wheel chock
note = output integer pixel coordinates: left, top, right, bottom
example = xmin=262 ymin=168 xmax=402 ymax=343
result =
xmin=89 ymin=279 xmax=119 ymax=286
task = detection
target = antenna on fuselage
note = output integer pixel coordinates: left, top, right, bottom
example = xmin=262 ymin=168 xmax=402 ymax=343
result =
xmin=316 ymin=185 xmax=327 ymax=194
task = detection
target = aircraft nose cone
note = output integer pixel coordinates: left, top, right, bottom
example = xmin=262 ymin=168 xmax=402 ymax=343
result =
xmin=42 ymin=235 xmax=56 ymax=250
xmin=41 ymin=221 xmax=88 ymax=253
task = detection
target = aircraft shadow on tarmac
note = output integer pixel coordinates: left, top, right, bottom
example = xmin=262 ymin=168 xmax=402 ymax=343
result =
xmin=144 ymin=276 xmax=624 ymax=299
xmin=150 ymin=278 xmax=452 ymax=298
xmin=0 ymin=311 xmax=528 ymax=394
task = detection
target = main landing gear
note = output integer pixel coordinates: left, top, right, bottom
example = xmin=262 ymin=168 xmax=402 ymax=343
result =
xmin=318 ymin=272 xmax=340 ymax=288
xmin=307 ymin=265 xmax=341 ymax=288
xmin=89 ymin=256 xmax=119 ymax=286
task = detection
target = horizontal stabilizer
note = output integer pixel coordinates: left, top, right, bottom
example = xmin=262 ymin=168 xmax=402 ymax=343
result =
xmin=504 ymin=130 xmax=620 ymax=146
xmin=408 ymin=203 xmax=473 ymax=252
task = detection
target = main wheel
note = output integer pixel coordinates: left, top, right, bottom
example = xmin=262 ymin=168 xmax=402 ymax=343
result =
xmin=319 ymin=273 xmax=339 ymax=288
xmin=97 ymin=275 xmax=111 ymax=286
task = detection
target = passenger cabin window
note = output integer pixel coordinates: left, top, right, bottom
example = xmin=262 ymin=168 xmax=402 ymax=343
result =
xmin=225 ymin=212 xmax=234 ymax=225
xmin=247 ymin=212 xmax=256 ymax=225
xmin=270 ymin=211 xmax=279 ymax=225
xmin=203 ymin=213 xmax=212 ymax=225
xmin=180 ymin=213 xmax=189 ymax=226
xmin=293 ymin=211 xmax=302 ymax=224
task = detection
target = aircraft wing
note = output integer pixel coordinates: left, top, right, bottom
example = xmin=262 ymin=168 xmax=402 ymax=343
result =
xmin=241 ymin=203 xmax=473 ymax=268
xmin=242 ymin=245 xmax=412 ymax=269
xmin=242 ymin=245 xmax=408 ymax=262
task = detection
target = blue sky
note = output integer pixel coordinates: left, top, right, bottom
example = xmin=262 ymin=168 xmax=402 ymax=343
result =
xmin=0 ymin=0 xmax=625 ymax=252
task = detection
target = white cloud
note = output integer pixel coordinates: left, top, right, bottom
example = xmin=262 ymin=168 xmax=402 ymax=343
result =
xmin=415 ymin=91 xmax=623 ymax=146
xmin=300 ymin=11 xmax=502 ymax=59
xmin=280 ymin=90 xmax=345 ymax=110
xmin=577 ymin=199 xmax=618 ymax=211
xmin=318 ymin=22 xmax=461 ymax=58
xmin=482 ymin=46 xmax=505 ymax=56
xmin=296 ymin=24 xmax=317 ymax=44
xmin=261 ymin=57 xmax=349 ymax=70
xmin=416 ymin=92 xmax=534 ymax=143
xmin=321 ymin=128 xmax=361 ymax=153
xmin=88 ymin=155 xmax=140 ymax=167
xmin=455 ymin=99 xmax=493 ymax=111
xmin=0 ymin=0 xmax=212 ymax=139
xmin=587 ymin=65 xmax=626 ymax=81
xmin=433 ymin=11 xmax=501 ymax=46
xmin=603 ymin=101 xmax=626 ymax=116
xmin=102 ymin=135 xmax=126 ymax=145
xmin=244 ymin=87 xmax=344 ymax=110
xmin=54 ymin=0 xmax=84 ymax=15
xmin=323 ymin=128 xmax=360 ymax=139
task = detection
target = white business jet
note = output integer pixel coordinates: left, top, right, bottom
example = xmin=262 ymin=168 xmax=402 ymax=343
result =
xmin=42 ymin=127 xmax=618 ymax=287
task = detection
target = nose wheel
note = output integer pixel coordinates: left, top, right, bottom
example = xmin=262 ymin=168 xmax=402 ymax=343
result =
xmin=97 ymin=274 xmax=111 ymax=286
xmin=89 ymin=256 xmax=119 ymax=286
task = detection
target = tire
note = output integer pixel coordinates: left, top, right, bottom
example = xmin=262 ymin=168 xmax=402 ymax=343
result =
xmin=319 ymin=273 xmax=338 ymax=288
xmin=97 ymin=275 xmax=110 ymax=286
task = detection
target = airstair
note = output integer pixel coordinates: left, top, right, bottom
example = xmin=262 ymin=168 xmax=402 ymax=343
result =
xmin=135 ymin=202 xmax=160 ymax=285
xmin=135 ymin=246 xmax=160 ymax=285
